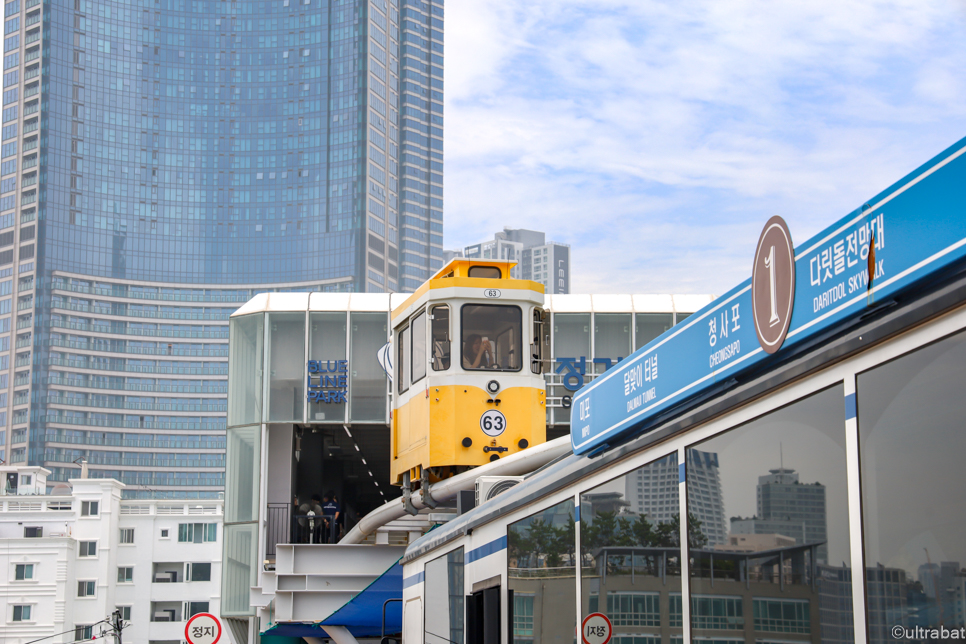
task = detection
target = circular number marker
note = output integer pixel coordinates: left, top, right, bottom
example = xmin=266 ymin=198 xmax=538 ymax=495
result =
xmin=480 ymin=409 xmax=507 ymax=437
xmin=185 ymin=613 xmax=222 ymax=644
xmin=752 ymin=215 xmax=796 ymax=354
xmin=581 ymin=612 xmax=612 ymax=644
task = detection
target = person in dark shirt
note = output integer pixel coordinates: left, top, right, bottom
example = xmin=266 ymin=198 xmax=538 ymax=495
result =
xmin=321 ymin=491 xmax=341 ymax=543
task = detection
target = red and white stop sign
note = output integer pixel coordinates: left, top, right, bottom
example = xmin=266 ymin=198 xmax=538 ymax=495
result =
xmin=185 ymin=613 xmax=222 ymax=644
xmin=582 ymin=612 xmax=612 ymax=644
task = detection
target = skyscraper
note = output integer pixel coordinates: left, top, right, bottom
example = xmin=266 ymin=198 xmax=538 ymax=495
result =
xmin=0 ymin=0 xmax=442 ymax=496
xmin=626 ymin=449 xmax=728 ymax=545
xmin=730 ymin=467 xmax=828 ymax=563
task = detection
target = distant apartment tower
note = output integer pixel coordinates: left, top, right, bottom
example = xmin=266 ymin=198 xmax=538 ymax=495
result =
xmin=460 ymin=228 xmax=571 ymax=294
xmin=626 ymin=449 xmax=727 ymax=545
xmin=730 ymin=467 xmax=829 ymax=563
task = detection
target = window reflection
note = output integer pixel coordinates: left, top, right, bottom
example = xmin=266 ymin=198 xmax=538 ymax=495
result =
xmin=580 ymin=454 xmax=684 ymax=643
xmin=687 ymin=385 xmax=853 ymax=644
xmin=425 ymin=547 xmax=464 ymax=644
xmin=508 ymin=498 xmax=576 ymax=644
xmin=859 ymin=330 xmax=966 ymax=643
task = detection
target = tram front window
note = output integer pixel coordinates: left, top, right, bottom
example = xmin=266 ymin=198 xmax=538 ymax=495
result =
xmin=461 ymin=304 xmax=522 ymax=371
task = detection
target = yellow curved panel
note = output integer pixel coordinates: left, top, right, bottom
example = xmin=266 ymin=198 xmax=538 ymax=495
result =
xmin=391 ymin=384 xmax=547 ymax=484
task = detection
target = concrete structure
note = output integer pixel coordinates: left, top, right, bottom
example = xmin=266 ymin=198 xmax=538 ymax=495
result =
xmin=462 ymin=228 xmax=572 ymax=294
xmin=0 ymin=464 xmax=225 ymax=644
xmin=0 ymin=0 xmax=444 ymax=498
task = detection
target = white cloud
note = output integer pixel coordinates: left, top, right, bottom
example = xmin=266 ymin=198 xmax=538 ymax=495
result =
xmin=443 ymin=0 xmax=966 ymax=294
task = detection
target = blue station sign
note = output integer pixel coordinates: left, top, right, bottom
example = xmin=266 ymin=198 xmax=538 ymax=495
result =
xmin=571 ymin=136 xmax=966 ymax=455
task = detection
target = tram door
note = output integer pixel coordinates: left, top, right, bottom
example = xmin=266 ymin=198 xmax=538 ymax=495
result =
xmin=465 ymin=586 xmax=501 ymax=644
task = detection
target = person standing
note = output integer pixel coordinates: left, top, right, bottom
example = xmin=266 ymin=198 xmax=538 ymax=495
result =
xmin=322 ymin=491 xmax=341 ymax=544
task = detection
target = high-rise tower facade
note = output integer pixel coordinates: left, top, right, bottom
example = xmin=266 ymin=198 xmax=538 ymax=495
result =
xmin=0 ymin=0 xmax=442 ymax=496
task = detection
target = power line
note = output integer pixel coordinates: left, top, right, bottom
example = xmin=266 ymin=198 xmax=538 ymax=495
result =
xmin=23 ymin=611 xmax=125 ymax=644
xmin=23 ymin=618 xmax=111 ymax=644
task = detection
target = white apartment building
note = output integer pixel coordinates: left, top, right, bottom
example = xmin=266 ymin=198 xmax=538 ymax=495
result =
xmin=0 ymin=465 xmax=228 ymax=644
xmin=457 ymin=227 xmax=572 ymax=293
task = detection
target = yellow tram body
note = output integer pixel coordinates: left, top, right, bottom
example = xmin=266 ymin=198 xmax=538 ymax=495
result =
xmin=390 ymin=259 xmax=548 ymax=489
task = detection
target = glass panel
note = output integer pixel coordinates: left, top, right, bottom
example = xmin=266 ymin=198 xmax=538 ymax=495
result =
xmin=593 ymin=313 xmax=631 ymax=373
xmin=674 ymin=312 xmax=692 ymax=325
xmin=580 ymin=453 xmax=682 ymax=640
xmin=634 ymin=313 xmax=672 ymax=350
xmin=531 ymin=309 xmax=544 ymax=375
xmin=469 ymin=266 xmax=501 ymax=279
xmin=398 ymin=325 xmax=410 ymax=394
xmin=267 ymin=312 xmax=305 ymax=422
xmin=859 ymin=330 xmax=966 ymax=641
xmin=225 ymin=425 xmax=260 ymax=523
xmin=349 ymin=312 xmax=388 ymax=422
xmin=461 ymin=304 xmax=522 ymax=371
xmin=228 ymin=314 xmax=263 ymax=427
xmin=687 ymin=385 xmax=852 ymax=644
xmin=412 ymin=311 xmax=427 ymax=384
xmin=508 ymin=497 xmax=576 ymax=644
xmin=431 ymin=305 xmax=451 ymax=371
xmin=424 ymin=547 xmax=464 ymax=644
xmin=309 ymin=312 xmax=347 ymax=422
xmin=191 ymin=562 xmax=212 ymax=581
xmin=222 ymin=523 xmax=257 ymax=616
xmin=552 ymin=313 xmax=590 ymax=424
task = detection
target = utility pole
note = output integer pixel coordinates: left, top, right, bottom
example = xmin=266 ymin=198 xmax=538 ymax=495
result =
xmin=111 ymin=609 xmax=124 ymax=644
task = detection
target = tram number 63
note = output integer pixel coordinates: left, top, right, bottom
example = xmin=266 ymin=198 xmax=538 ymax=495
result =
xmin=480 ymin=410 xmax=507 ymax=437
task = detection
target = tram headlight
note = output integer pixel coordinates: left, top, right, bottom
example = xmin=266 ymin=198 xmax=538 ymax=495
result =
xmin=486 ymin=380 xmax=500 ymax=394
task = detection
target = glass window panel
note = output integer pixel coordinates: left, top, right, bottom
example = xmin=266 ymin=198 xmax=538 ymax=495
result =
xmin=412 ymin=310 xmax=427 ymax=383
xmin=687 ymin=385 xmax=852 ymax=644
xmin=222 ymin=523 xmax=257 ymax=616
xmin=468 ymin=266 xmax=501 ymax=279
xmin=593 ymin=313 xmax=631 ymax=373
xmin=398 ymin=324 xmax=410 ymax=394
xmin=349 ymin=312 xmax=388 ymax=422
xmin=424 ymin=547 xmax=464 ymax=644
xmin=228 ymin=314 xmax=263 ymax=427
xmin=580 ymin=453 xmax=682 ymax=638
xmin=309 ymin=312 xmax=347 ymax=422
xmin=461 ymin=304 xmax=522 ymax=372
xmin=431 ymin=305 xmax=451 ymax=371
xmin=268 ymin=312 xmax=305 ymax=422
xmin=858 ymin=330 xmax=966 ymax=640
xmin=225 ymin=425 xmax=260 ymax=523
xmin=508 ymin=497 xmax=576 ymax=644
xmin=634 ymin=313 xmax=672 ymax=350
xmin=552 ymin=313 xmax=590 ymax=424
xmin=190 ymin=562 xmax=212 ymax=581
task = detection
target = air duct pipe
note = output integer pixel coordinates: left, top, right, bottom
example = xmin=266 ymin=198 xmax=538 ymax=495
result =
xmin=341 ymin=435 xmax=572 ymax=544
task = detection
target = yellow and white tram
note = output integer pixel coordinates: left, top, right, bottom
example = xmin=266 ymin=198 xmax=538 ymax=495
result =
xmin=390 ymin=259 xmax=549 ymax=500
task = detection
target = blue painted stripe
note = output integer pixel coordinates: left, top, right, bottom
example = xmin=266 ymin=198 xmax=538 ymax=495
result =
xmin=845 ymin=393 xmax=857 ymax=420
xmin=402 ymin=571 xmax=424 ymax=589
xmin=466 ymin=535 xmax=507 ymax=564
xmin=678 ymin=463 xmax=685 ymax=483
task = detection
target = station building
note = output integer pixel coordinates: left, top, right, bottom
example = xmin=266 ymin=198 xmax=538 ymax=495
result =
xmin=221 ymin=291 xmax=710 ymax=634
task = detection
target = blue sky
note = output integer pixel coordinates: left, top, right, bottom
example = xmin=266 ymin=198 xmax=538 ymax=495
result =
xmin=442 ymin=0 xmax=966 ymax=295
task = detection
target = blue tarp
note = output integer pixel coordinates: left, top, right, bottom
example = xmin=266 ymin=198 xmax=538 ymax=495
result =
xmin=262 ymin=559 xmax=403 ymax=640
